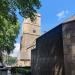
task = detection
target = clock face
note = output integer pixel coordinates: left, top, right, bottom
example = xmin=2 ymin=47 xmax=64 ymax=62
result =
xmin=33 ymin=29 xmax=36 ymax=33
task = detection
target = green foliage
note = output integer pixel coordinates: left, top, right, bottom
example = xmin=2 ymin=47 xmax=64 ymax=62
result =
xmin=5 ymin=56 xmax=17 ymax=65
xmin=0 ymin=0 xmax=41 ymax=21
xmin=0 ymin=0 xmax=41 ymax=56
xmin=15 ymin=0 xmax=41 ymax=20
xmin=11 ymin=67 xmax=31 ymax=75
xmin=0 ymin=17 xmax=19 ymax=54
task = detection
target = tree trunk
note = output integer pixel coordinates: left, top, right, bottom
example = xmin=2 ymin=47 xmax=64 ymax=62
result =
xmin=0 ymin=51 xmax=3 ymax=62
xmin=0 ymin=51 xmax=3 ymax=67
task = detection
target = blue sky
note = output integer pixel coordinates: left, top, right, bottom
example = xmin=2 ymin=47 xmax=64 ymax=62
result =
xmin=16 ymin=0 xmax=75 ymax=43
xmin=11 ymin=0 xmax=75 ymax=57
xmin=39 ymin=0 xmax=75 ymax=32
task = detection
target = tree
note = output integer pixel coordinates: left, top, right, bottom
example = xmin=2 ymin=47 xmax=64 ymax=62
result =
xmin=5 ymin=55 xmax=17 ymax=65
xmin=0 ymin=0 xmax=41 ymax=64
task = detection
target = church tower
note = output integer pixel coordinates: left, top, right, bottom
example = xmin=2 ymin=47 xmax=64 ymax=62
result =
xmin=18 ymin=14 xmax=40 ymax=66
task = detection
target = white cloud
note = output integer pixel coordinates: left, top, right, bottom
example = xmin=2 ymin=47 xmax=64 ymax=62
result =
xmin=56 ymin=10 xmax=69 ymax=20
xmin=10 ymin=43 xmax=20 ymax=57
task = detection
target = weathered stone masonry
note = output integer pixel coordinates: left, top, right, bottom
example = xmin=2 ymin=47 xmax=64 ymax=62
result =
xmin=31 ymin=16 xmax=75 ymax=75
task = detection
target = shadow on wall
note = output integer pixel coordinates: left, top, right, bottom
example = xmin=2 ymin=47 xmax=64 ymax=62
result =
xmin=31 ymin=23 xmax=65 ymax=75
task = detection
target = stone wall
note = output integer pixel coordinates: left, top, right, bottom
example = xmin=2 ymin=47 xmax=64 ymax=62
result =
xmin=18 ymin=14 xmax=41 ymax=67
xmin=31 ymin=25 xmax=65 ymax=75
xmin=62 ymin=20 xmax=75 ymax=75
xmin=31 ymin=17 xmax=75 ymax=75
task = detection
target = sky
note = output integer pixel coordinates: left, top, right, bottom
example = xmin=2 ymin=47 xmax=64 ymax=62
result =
xmin=11 ymin=0 xmax=75 ymax=57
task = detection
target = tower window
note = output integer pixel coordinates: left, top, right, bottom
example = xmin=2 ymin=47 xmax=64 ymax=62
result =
xmin=33 ymin=30 xmax=36 ymax=33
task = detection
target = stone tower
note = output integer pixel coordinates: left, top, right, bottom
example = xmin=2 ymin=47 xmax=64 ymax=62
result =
xmin=17 ymin=14 xmax=40 ymax=67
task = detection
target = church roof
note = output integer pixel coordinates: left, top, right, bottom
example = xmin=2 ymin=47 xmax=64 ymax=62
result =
xmin=64 ymin=15 xmax=75 ymax=23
